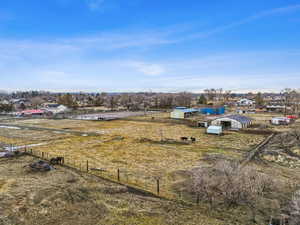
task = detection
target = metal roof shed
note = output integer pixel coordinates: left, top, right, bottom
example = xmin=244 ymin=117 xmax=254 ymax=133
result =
xmin=170 ymin=108 xmax=198 ymax=119
xmin=211 ymin=114 xmax=253 ymax=130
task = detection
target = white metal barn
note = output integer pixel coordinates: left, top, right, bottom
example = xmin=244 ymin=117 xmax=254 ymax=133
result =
xmin=211 ymin=115 xmax=253 ymax=130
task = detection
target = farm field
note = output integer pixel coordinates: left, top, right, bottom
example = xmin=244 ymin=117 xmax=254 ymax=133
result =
xmin=1 ymin=155 xmax=231 ymax=225
xmin=0 ymin=113 xmax=266 ymax=197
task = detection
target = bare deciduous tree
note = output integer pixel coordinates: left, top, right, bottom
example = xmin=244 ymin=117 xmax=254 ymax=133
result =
xmin=31 ymin=96 xmax=44 ymax=109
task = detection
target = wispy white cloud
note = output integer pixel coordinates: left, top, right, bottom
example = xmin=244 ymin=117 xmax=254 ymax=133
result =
xmin=126 ymin=61 xmax=165 ymax=76
xmin=187 ymin=4 xmax=300 ymax=40
xmin=0 ymin=29 xmax=175 ymax=62
xmin=86 ymin=0 xmax=105 ymax=11
xmin=1 ymin=3 xmax=300 ymax=92
xmin=1 ymin=42 xmax=300 ymax=92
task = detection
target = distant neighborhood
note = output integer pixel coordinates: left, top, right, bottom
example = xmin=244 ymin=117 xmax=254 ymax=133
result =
xmin=0 ymin=88 xmax=299 ymax=117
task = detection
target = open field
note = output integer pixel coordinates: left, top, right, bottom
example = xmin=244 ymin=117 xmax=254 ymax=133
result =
xmin=0 ymin=155 xmax=231 ymax=225
xmin=70 ymin=111 xmax=159 ymax=121
xmin=0 ymin=113 xmax=267 ymax=197
xmin=1 ymin=154 xmax=300 ymax=224
xmin=1 ymin=113 xmax=300 ymax=224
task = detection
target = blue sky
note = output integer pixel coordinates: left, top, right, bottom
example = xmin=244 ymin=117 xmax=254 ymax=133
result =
xmin=0 ymin=0 xmax=300 ymax=93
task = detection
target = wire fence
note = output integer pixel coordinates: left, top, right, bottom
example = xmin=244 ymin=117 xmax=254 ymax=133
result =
xmin=17 ymin=146 xmax=185 ymax=201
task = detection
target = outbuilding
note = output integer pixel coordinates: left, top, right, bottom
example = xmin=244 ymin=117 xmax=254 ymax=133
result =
xmin=211 ymin=114 xmax=253 ymax=130
xmin=236 ymin=98 xmax=255 ymax=106
xmin=170 ymin=107 xmax=198 ymax=119
xmin=17 ymin=109 xmax=45 ymax=117
xmin=207 ymin=126 xmax=223 ymax=135
xmin=42 ymin=104 xmax=70 ymax=115
xmin=271 ymin=117 xmax=290 ymax=125
xmin=199 ymin=106 xmax=225 ymax=115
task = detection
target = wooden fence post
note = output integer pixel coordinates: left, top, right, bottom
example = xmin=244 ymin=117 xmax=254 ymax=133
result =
xmin=86 ymin=160 xmax=89 ymax=172
xmin=196 ymin=193 xmax=200 ymax=205
xmin=117 ymin=169 xmax=120 ymax=181
xmin=42 ymin=152 xmax=44 ymax=159
xmin=156 ymin=179 xmax=160 ymax=196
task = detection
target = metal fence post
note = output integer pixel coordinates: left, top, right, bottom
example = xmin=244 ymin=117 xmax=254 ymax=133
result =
xmin=196 ymin=193 xmax=200 ymax=205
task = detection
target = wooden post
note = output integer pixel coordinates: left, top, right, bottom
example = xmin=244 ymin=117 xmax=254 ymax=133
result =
xmin=30 ymin=149 xmax=33 ymax=155
xmin=196 ymin=193 xmax=200 ymax=205
xmin=156 ymin=179 xmax=160 ymax=196
xmin=86 ymin=160 xmax=89 ymax=172
xmin=42 ymin=152 xmax=44 ymax=159
xmin=117 ymin=169 xmax=120 ymax=181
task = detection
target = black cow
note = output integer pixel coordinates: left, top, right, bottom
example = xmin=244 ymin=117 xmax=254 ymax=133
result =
xmin=181 ymin=137 xmax=188 ymax=141
xmin=190 ymin=137 xmax=196 ymax=142
xmin=50 ymin=157 xmax=64 ymax=165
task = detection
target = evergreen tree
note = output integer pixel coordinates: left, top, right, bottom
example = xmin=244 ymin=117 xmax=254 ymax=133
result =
xmin=198 ymin=94 xmax=207 ymax=105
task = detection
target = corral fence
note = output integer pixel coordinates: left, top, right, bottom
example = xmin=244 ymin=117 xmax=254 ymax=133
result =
xmin=16 ymin=146 xmax=198 ymax=204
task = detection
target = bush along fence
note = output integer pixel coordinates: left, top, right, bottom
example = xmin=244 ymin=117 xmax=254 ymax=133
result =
xmin=19 ymin=146 xmax=187 ymax=202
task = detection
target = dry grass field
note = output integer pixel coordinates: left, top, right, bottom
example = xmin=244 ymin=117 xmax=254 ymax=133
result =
xmin=1 ymin=154 xmax=299 ymax=225
xmin=1 ymin=155 xmax=232 ymax=225
xmin=1 ymin=114 xmax=300 ymax=224
xmin=0 ymin=113 xmax=266 ymax=197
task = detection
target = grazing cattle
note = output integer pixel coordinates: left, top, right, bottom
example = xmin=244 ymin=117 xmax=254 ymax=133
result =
xmin=191 ymin=137 xmax=196 ymax=142
xmin=181 ymin=137 xmax=188 ymax=141
xmin=50 ymin=157 xmax=64 ymax=165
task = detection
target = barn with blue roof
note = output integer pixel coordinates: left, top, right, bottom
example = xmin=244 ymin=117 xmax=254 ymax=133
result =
xmin=211 ymin=114 xmax=253 ymax=130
